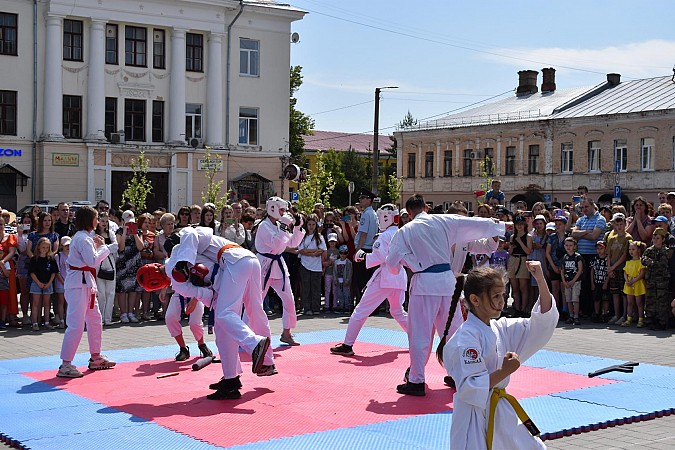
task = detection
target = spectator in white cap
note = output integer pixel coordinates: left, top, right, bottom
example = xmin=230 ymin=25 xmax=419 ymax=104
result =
xmin=323 ymin=233 xmax=340 ymax=313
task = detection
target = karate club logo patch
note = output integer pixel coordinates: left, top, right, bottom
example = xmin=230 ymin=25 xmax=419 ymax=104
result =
xmin=462 ymin=348 xmax=482 ymax=364
xmin=373 ymin=241 xmax=381 ymax=249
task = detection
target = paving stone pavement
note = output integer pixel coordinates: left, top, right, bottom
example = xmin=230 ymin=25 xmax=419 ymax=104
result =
xmin=1 ymin=312 xmax=673 ymax=449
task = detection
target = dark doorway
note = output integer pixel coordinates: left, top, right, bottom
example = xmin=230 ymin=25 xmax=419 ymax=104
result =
xmin=111 ymin=171 xmax=169 ymax=213
xmin=0 ymin=172 xmax=16 ymax=212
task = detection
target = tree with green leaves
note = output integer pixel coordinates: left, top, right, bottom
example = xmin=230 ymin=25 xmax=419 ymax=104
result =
xmin=296 ymin=151 xmax=335 ymax=213
xmin=200 ymin=147 xmax=231 ymax=210
xmin=289 ymin=65 xmax=315 ymax=165
xmin=120 ymin=151 xmax=153 ymax=213
xmin=378 ymin=167 xmax=403 ymax=205
xmin=476 ymin=156 xmax=494 ymax=205
xmin=341 ymin=147 xmax=371 ymax=203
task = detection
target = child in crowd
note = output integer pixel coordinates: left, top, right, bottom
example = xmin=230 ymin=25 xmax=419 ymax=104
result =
xmin=333 ymin=244 xmax=353 ymax=312
xmin=489 ymin=237 xmax=509 ymax=272
xmin=606 ymin=213 xmax=631 ymax=324
xmin=440 ymin=261 xmax=557 ymax=450
xmin=28 ymin=237 xmax=59 ymax=331
xmin=0 ymin=248 xmax=10 ymax=328
xmin=622 ymin=241 xmax=646 ymax=327
xmin=641 ymin=229 xmax=670 ymax=330
xmin=590 ymin=241 xmax=610 ymax=323
xmin=529 ymin=215 xmax=548 ymax=310
xmin=508 ymin=216 xmax=532 ymax=317
xmin=323 ymin=233 xmax=340 ymax=313
xmin=53 ymin=236 xmax=71 ymax=329
xmin=562 ymin=236 xmax=584 ymax=325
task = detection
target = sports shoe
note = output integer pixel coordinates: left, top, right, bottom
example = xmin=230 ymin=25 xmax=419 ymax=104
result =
xmin=614 ymin=316 xmax=626 ymax=326
xmin=198 ymin=343 xmax=213 ymax=358
xmin=175 ymin=346 xmax=190 ymax=361
xmin=208 ymin=376 xmax=242 ymax=391
xmin=88 ymin=355 xmax=117 ymax=370
xmin=280 ymin=334 xmax=300 ymax=346
xmin=396 ymin=381 xmax=426 ymax=396
xmin=606 ymin=315 xmax=619 ymax=324
xmin=21 ymin=316 xmax=31 ymax=326
xmin=637 ymin=318 xmax=645 ymax=328
xmin=207 ymin=388 xmax=242 ymax=400
xmin=31 ymin=323 xmax=39 ymax=331
xmin=57 ymin=363 xmax=84 ymax=378
xmin=257 ymin=364 xmax=278 ymax=377
xmin=565 ymin=317 xmax=574 ymax=324
xmin=574 ymin=318 xmax=581 ymax=326
xmin=251 ymin=337 xmax=271 ymax=374
xmin=142 ymin=312 xmax=152 ymax=321
xmin=120 ymin=313 xmax=129 ymax=323
xmin=620 ymin=317 xmax=633 ymax=327
xmin=330 ymin=343 xmax=354 ymax=356
xmin=128 ymin=313 xmax=139 ymax=323
xmin=57 ymin=321 xmax=65 ymax=329
xmin=44 ymin=323 xmax=54 ymax=330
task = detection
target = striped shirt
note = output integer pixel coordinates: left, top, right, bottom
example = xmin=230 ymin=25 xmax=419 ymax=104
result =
xmin=575 ymin=211 xmax=606 ymax=255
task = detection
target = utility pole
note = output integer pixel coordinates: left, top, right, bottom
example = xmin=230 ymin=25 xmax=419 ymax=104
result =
xmin=371 ymin=86 xmax=397 ymax=195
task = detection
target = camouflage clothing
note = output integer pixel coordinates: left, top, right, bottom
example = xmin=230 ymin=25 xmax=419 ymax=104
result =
xmin=642 ymin=246 xmax=670 ymax=327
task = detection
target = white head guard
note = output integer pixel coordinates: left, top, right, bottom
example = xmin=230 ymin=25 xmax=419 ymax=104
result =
xmin=266 ymin=196 xmax=289 ymax=221
xmin=377 ymin=203 xmax=400 ymax=231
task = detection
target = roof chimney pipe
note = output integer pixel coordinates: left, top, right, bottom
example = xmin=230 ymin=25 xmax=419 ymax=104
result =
xmin=516 ymin=70 xmax=539 ymax=96
xmin=607 ymin=73 xmax=621 ymax=86
xmin=541 ymin=67 xmax=556 ymax=93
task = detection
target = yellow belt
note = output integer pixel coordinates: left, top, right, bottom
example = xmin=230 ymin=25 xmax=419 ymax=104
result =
xmin=486 ymin=387 xmax=540 ymax=450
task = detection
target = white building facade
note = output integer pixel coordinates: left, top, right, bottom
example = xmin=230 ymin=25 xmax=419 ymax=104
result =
xmin=0 ymin=0 xmax=305 ymax=212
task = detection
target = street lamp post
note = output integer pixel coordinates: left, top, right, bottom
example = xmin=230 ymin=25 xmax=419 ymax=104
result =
xmin=371 ymin=86 xmax=398 ymax=195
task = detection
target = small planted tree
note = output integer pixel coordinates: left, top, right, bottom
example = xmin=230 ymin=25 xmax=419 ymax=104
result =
xmin=200 ymin=147 xmax=231 ymax=210
xmin=120 ymin=151 xmax=153 ymax=213
xmin=475 ymin=156 xmax=494 ymax=205
xmin=296 ymin=151 xmax=335 ymax=213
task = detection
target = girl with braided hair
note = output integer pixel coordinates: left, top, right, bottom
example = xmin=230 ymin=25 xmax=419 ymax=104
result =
xmin=440 ymin=261 xmax=557 ymax=450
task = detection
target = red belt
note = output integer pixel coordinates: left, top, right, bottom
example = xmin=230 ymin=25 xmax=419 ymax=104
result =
xmin=217 ymin=243 xmax=241 ymax=262
xmin=69 ymin=265 xmax=97 ymax=309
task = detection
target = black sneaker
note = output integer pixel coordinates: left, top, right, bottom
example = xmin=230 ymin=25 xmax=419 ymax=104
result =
xmin=574 ymin=318 xmax=581 ymax=326
xmin=175 ymin=346 xmax=190 ymax=361
xmin=396 ymin=381 xmax=426 ymax=396
xmin=565 ymin=317 xmax=574 ymax=324
xmin=207 ymin=388 xmax=242 ymax=400
xmin=329 ymin=343 xmax=354 ymax=356
xmin=198 ymin=343 xmax=213 ymax=358
xmin=251 ymin=337 xmax=270 ymax=374
xmin=209 ymin=376 xmax=242 ymax=391
xmin=404 ymin=367 xmax=410 ymax=383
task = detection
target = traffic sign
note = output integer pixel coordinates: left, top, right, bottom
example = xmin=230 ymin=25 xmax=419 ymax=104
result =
xmin=290 ymin=192 xmax=299 ymax=202
xmin=614 ymin=185 xmax=621 ymax=199
xmin=348 ymin=181 xmax=355 ymax=194
xmin=615 ymin=160 xmax=621 ymax=173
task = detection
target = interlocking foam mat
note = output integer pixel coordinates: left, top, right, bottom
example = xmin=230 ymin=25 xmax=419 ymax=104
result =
xmin=1 ymin=328 xmax=674 ymax=449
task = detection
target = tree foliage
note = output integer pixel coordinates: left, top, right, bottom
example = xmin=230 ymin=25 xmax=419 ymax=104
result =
xmin=296 ymin=151 xmax=335 ymax=213
xmin=120 ymin=152 xmax=153 ymax=213
xmin=476 ymin=156 xmax=494 ymax=205
xmin=200 ymin=148 xmax=231 ymax=210
xmin=289 ymin=65 xmax=315 ymax=165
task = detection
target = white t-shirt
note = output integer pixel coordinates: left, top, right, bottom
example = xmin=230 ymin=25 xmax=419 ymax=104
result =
xmin=298 ymin=234 xmax=327 ymax=272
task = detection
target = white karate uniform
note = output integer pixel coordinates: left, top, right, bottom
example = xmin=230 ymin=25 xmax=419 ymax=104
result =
xmin=163 ymin=245 xmax=209 ymax=342
xmin=451 ymin=238 xmax=499 ymax=276
xmin=60 ymin=230 xmax=111 ymax=362
xmin=172 ymin=227 xmax=273 ymax=379
xmin=386 ymin=212 xmax=504 ymax=384
xmin=343 ymin=225 xmax=408 ymax=345
xmin=445 ymin=300 xmax=558 ymax=450
xmin=255 ymin=218 xmax=305 ymax=330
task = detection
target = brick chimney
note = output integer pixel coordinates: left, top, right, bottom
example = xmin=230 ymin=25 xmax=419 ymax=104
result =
xmin=516 ymin=70 xmax=539 ymax=96
xmin=541 ymin=67 xmax=556 ymax=93
xmin=607 ymin=73 xmax=621 ymax=86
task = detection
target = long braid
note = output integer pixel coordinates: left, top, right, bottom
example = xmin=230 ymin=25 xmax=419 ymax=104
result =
xmin=435 ymin=274 xmax=465 ymax=366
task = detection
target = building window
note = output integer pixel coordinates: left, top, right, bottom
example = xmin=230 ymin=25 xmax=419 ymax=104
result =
xmin=407 ymin=153 xmax=416 ymax=178
xmin=186 ymin=33 xmax=203 ymax=72
xmin=238 ymin=107 xmax=258 ymax=145
xmin=239 ymin=38 xmax=259 ymax=76
xmin=443 ymin=150 xmax=452 ymax=177
xmin=505 ymin=146 xmax=515 ymax=175
xmin=63 ymin=19 xmax=83 ymax=61
xmin=0 ymin=13 xmax=18 ymax=56
xmin=561 ymin=143 xmax=573 ymax=173
xmin=62 ymin=95 xmax=82 ymax=139
xmin=152 ymin=100 xmax=164 ymax=143
xmin=528 ymin=144 xmax=539 ymax=174
xmin=105 ymin=24 xmax=118 ymax=64
xmin=125 ymin=26 xmax=146 ymax=67
xmin=424 ymin=151 xmax=433 ymax=178
xmin=185 ymin=103 xmax=202 ymax=144
xmin=153 ymin=29 xmax=165 ymax=69
xmin=0 ymin=90 xmax=17 ymax=135
xmin=614 ymin=139 xmax=627 ymax=172
xmin=104 ymin=97 xmax=117 ymax=140
xmin=463 ymin=149 xmax=473 ymax=177
xmin=641 ymin=137 xmax=654 ymax=171
xmin=483 ymin=148 xmax=494 ymax=176
xmin=588 ymin=140 xmax=601 ymax=173
xmin=124 ymin=99 xmax=145 ymax=141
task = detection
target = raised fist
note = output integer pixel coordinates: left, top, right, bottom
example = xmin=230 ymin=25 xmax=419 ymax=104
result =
xmin=189 ymin=263 xmax=210 ymax=287
xmin=295 ymin=214 xmax=304 ymax=229
xmin=172 ymin=261 xmax=190 ymax=283
xmin=353 ymin=249 xmax=366 ymax=263
xmin=279 ymin=214 xmax=294 ymax=232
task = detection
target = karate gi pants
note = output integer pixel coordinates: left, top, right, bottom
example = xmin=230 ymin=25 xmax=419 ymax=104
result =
xmin=60 ymin=287 xmax=103 ymax=362
xmin=263 ymin=276 xmax=297 ymax=330
xmin=165 ymin=293 xmax=205 ymax=341
xmin=344 ymin=286 xmax=407 ymax=346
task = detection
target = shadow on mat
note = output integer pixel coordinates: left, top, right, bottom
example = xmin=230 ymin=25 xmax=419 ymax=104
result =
xmin=103 ymin=387 xmax=274 ymax=418
xmin=132 ymin=359 xmax=196 ymax=377
xmin=366 ymin=391 xmax=453 ymax=415
xmin=16 ymin=380 xmax=61 ymax=394
xmin=338 ymin=349 xmax=408 ymax=367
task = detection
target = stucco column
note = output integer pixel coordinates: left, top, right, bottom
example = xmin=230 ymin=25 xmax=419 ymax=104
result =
xmin=168 ymin=28 xmax=187 ymax=144
xmin=206 ymin=32 xmax=224 ymax=146
xmin=43 ymin=15 xmax=64 ymax=140
xmin=85 ymin=20 xmax=106 ymax=141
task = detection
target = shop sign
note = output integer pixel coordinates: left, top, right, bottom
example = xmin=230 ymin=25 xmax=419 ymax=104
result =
xmin=198 ymin=159 xmax=223 ymax=171
xmin=0 ymin=148 xmax=22 ymax=157
xmin=52 ymin=153 xmax=79 ymax=166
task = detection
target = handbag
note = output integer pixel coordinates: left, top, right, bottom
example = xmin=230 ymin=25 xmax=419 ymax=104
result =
xmin=97 ymin=256 xmax=115 ymax=281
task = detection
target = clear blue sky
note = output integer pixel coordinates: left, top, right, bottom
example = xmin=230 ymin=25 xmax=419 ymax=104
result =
xmin=289 ymin=0 xmax=675 ymax=134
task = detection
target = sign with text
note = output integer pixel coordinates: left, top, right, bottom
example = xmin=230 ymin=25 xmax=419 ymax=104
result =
xmin=52 ymin=153 xmax=79 ymax=166
xmin=197 ymin=159 xmax=223 ymax=171
xmin=290 ymin=192 xmax=299 ymax=202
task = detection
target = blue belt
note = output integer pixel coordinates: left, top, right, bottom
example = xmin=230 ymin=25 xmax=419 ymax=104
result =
xmin=207 ymin=262 xmax=221 ymax=328
xmin=260 ymin=252 xmax=286 ymax=291
xmin=417 ymin=263 xmax=451 ymax=274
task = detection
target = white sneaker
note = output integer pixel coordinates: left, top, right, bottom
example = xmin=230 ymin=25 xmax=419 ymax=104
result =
xmin=88 ymin=355 xmax=116 ymax=370
xmin=128 ymin=313 xmax=139 ymax=323
xmin=120 ymin=313 xmax=129 ymax=323
xmin=57 ymin=363 xmax=84 ymax=378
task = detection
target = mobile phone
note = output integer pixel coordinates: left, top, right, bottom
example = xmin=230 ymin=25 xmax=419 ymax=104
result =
xmin=22 ymin=224 xmax=30 ymax=231
xmin=324 ymin=223 xmax=334 ymax=229
xmin=341 ymin=215 xmax=351 ymax=222
xmin=126 ymin=222 xmax=138 ymax=234
xmin=572 ymin=196 xmax=583 ymax=202
xmin=223 ymin=218 xmax=236 ymax=225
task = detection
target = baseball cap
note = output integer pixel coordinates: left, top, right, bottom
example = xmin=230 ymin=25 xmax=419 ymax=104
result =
xmin=327 ymin=233 xmax=338 ymax=242
xmin=651 ymin=215 xmax=669 ymax=224
xmin=338 ymin=244 xmax=348 ymax=253
xmin=122 ymin=210 xmax=135 ymax=223
xmin=60 ymin=236 xmax=72 ymax=246
xmin=667 ymin=192 xmax=675 ymax=198
xmin=546 ymin=222 xmax=556 ymax=231
xmin=533 ymin=214 xmax=547 ymax=223
xmin=611 ymin=212 xmax=626 ymax=222
xmin=495 ymin=207 xmax=510 ymax=216
xmin=595 ymin=240 xmax=606 ymax=247
xmin=553 ymin=216 xmax=568 ymax=224
xmin=513 ymin=215 xmax=526 ymax=223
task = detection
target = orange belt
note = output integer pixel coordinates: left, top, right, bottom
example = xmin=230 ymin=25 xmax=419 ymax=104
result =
xmin=217 ymin=243 xmax=241 ymax=262
xmin=69 ymin=265 xmax=97 ymax=308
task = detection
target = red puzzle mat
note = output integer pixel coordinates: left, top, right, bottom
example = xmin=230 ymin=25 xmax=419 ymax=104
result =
xmin=24 ymin=342 xmax=613 ymax=448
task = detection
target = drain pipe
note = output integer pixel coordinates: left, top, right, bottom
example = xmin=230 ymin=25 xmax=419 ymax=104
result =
xmin=225 ymin=1 xmax=245 ymax=149
xmin=31 ymin=0 xmax=38 ymax=200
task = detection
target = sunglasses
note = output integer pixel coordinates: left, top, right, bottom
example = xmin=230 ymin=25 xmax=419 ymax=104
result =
xmin=179 ymin=212 xmax=190 ymax=216
xmin=98 ymin=206 xmax=109 ymax=211
xmin=339 ymin=252 xmax=348 ymax=255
